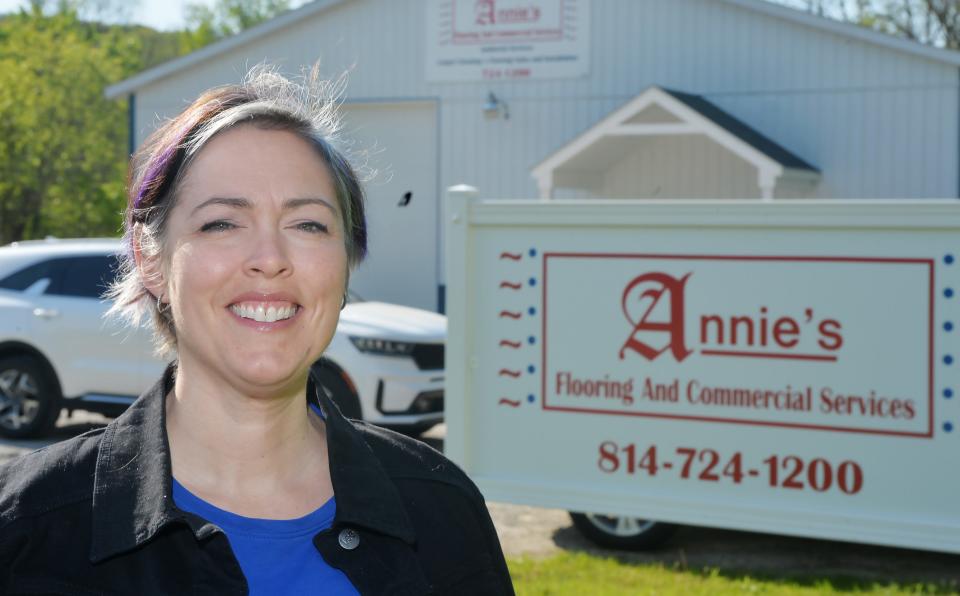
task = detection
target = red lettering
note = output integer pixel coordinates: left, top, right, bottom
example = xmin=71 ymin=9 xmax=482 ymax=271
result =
xmin=818 ymin=319 xmax=843 ymax=351
xmin=782 ymin=456 xmax=804 ymax=489
xmin=700 ymin=315 xmax=724 ymax=344
xmin=698 ymin=449 xmax=720 ymax=481
xmin=890 ymin=399 xmax=903 ymax=418
xmin=597 ymin=441 xmax=619 ymax=473
xmin=619 ymin=272 xmax=692 ymax=362
xmin=729 ymin=316 xmax=754 ymax=346
xmin=820 ymin=388 xmax=916 ymax=420
xmin=772 ymin=317 xmax=800 ymax=348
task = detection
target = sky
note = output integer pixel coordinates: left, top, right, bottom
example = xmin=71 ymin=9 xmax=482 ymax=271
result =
xmin=0 ymin=0 xmax=214 ymax=30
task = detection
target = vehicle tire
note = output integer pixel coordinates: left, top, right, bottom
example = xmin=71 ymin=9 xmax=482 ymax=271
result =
xmin=310 ymin=362 xmax=363 ymax=420
xmin=569 ymin=512 xmax=677 ymax=551
xmin=0 ymin=355 xmax=62 ymax=439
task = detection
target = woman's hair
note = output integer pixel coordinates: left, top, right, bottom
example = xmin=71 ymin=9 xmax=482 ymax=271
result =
xmin=106 ymin=64 xmax=367 ymax=357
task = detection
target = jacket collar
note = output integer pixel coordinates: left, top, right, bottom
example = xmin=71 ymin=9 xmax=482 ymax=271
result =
xmin=90 ymin=362 xmax=416 ymax=563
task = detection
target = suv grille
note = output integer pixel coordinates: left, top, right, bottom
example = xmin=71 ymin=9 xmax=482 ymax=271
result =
xmin=411 ymin=343 xmax=444 ymax=370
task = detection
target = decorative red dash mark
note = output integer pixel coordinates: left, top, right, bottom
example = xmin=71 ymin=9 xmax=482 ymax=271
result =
xmin=499 ymin=340 xmax=522 ymax=348
xmin=499 ymin=310 xmax=522 ymax=319
xmin=498 ymin=369 xmax=522 ymax=378
xmin=499 ymin=252 xmax=522 ymax=261
xmin=499 ymin=281 xmax=522 ymax=290
xmin=498 ymin=398 xmax=521 ymax=407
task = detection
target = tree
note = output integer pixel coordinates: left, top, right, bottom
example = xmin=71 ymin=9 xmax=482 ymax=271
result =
xmin=777 ymin=0 xmax=960 ymax=50
xmin=0 ymin=6 xmax=139 ymax=243
xmin=0 ymin=0 xmax=297 ymax=244
xmin=180 ymin=0 xmax=296 ymax=52
xmin=19 ymin=0 xmax=138 ymax=24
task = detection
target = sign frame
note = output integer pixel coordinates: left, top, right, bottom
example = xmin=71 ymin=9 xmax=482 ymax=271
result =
xmin=444 ymin=190 xmax=960 ymax=554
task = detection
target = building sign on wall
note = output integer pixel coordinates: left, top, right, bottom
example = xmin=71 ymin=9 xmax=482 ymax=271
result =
xmin=426 ymin=0 xmax=590 ymax=82
xmin=445 ymin=197 xmax=960 ymax=554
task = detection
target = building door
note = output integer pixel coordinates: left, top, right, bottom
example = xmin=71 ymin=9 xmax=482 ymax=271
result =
xmin=340 ymin=101 xmax=438 ymax=310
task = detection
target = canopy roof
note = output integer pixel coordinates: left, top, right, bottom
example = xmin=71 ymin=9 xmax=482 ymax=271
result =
xmin=531 ymin=86 xmax=819 ymax=200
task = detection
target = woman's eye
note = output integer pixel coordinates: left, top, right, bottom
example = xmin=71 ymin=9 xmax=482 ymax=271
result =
xmin=295 ymin=221 xmax=329 ymax=234
xmin=200 ymin=220 xmax=236 ymax=233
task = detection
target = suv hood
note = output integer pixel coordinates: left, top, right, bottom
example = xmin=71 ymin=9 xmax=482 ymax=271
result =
xmin=337 ymin=302 xmax=446 ymax=342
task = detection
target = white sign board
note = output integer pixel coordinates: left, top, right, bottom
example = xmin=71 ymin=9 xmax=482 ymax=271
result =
xmin=426 ymin=0 xmax=590 ymax=82
xmin=445 ymin=196 xmax=960 ymax=553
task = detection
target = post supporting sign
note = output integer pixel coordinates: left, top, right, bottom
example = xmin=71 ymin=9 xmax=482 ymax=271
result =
xmin=444 ymin=191 xmax=960 ymax=553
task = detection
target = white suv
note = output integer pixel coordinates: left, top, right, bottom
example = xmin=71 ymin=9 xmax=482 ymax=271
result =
xmin=0 ymin=238 xmax=446 ymax=438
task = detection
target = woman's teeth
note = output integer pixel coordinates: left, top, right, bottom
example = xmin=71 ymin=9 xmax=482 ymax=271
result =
xmin=230 ymin=304 xmax=298 ymax=323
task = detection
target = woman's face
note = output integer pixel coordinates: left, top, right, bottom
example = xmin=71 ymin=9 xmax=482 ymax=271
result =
xmin=147 ymin=125 xmax=347 ymax=393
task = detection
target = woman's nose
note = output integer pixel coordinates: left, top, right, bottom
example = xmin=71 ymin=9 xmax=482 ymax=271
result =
xmin=244 ymin=229 xmax=292 ymax=277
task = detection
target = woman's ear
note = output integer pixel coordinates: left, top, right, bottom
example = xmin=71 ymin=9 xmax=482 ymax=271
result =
xmin=132 ymin=224 xmax=166 ymax=303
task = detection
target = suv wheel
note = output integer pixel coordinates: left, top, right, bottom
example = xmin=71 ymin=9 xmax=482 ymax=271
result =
xmin=569 ymin=512 xmax=676 ymax=550
xmin=0 ymin=355 xmax=61 ymax=439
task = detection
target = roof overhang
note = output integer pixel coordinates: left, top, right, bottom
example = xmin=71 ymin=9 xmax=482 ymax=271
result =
xmin=531 ymin=86 xmax=819 ymax=200
xmin=104 ymin=0 xmax=348 ymax=99
xmin=105 ymin=0 xmax=960 ymax=102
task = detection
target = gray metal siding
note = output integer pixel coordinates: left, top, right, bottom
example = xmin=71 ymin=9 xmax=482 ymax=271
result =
xmin=133 ymin=0 xmax=959 ymax=201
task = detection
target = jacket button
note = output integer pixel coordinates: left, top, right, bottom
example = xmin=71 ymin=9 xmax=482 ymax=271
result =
xmin=338 ymin=528 xmax=360 ymax=550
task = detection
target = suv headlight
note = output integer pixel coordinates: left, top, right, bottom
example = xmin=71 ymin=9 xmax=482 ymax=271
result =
xmin=349 ymin=337 xmax=416 ymax=357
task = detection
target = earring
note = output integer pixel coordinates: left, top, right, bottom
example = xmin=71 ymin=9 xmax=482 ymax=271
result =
xmin=340 ymin=294 xmax=347 ymax=310
xmin=157 ymin=292 xmax=169 ymax=314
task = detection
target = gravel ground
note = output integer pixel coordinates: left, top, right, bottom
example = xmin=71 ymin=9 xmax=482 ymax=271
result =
xmin=2 ymin=417 xmax=959 ymax=587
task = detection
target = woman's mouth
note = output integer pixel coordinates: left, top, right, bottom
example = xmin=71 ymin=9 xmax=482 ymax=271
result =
xmin=228 ymin=302 xmax=301 ymax=324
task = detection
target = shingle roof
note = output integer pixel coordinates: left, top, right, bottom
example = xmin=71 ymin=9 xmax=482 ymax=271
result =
xmin=664 ymin=89 xmax=817 ymax=171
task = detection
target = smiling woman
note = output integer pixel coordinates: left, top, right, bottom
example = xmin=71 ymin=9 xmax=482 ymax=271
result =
xmin=143 ymin=125 xmax=348 ymax=397
xmin=0 ymin=65 xmax=513 ymax=595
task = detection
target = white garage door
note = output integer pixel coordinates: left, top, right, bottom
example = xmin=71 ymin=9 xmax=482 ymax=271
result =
xmin=340 ymin=101 xmax=438 ymax=311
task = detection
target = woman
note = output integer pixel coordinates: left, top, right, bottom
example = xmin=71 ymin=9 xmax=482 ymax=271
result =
xmin=0 ymin=66 xmax=514 ymax=595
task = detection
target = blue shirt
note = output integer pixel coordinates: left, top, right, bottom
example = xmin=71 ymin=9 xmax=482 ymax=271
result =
xmin=172 ymin=478 xmax=359 ymax=595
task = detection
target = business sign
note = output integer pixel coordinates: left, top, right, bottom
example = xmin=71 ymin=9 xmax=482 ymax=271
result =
xmin=426 ymin=0 xmax=590 ymax=82
xmin=445 ymin=197 xmax=960 ymax=553
xmin=546 ymin=254 xmax=931 ymax=438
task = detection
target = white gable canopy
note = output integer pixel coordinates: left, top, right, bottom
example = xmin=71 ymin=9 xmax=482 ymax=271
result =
xmin=531 ymin=86 xmax=820 ymax=201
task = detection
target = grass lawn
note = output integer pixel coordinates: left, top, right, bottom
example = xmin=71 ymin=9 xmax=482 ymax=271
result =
xmin=507 ymin=552 xmax=959 ymax=595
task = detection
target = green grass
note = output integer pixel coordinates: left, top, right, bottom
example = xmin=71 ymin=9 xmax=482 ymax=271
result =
xmin=507 ymin=552 xmax=959 ymax=595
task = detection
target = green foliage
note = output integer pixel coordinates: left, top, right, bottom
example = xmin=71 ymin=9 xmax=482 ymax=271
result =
xmin=127 ymin=24 xmax=185 ymax=70
xmin=778 ymin=1 xmax=960 ymax=50
xmin=0 ymin=4 xmax=185 ymax=244
xmin=179 ymin=0 xmax=293 ymax=52
xmin=0 ymin=0 xmax=298 ymax=244
xmin=0 ymin=7 xmax=134 ymax=243
xmin=507 ymin=552 xmax=959 ymax=595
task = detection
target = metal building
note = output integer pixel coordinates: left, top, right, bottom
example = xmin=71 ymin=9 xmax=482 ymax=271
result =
xmin=107 ymin=0 xmax=960 ymax=311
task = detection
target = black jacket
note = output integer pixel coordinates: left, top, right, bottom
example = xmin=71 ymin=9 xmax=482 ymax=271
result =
xmin=0 ymin=364 xmax=514 ymax=595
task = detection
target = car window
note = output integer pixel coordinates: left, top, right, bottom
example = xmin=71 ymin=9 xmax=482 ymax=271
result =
xmin=0 ymin=258 xmax=59 ymax=291
xmin=49 ymin=255 xmax=120 ymax=299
